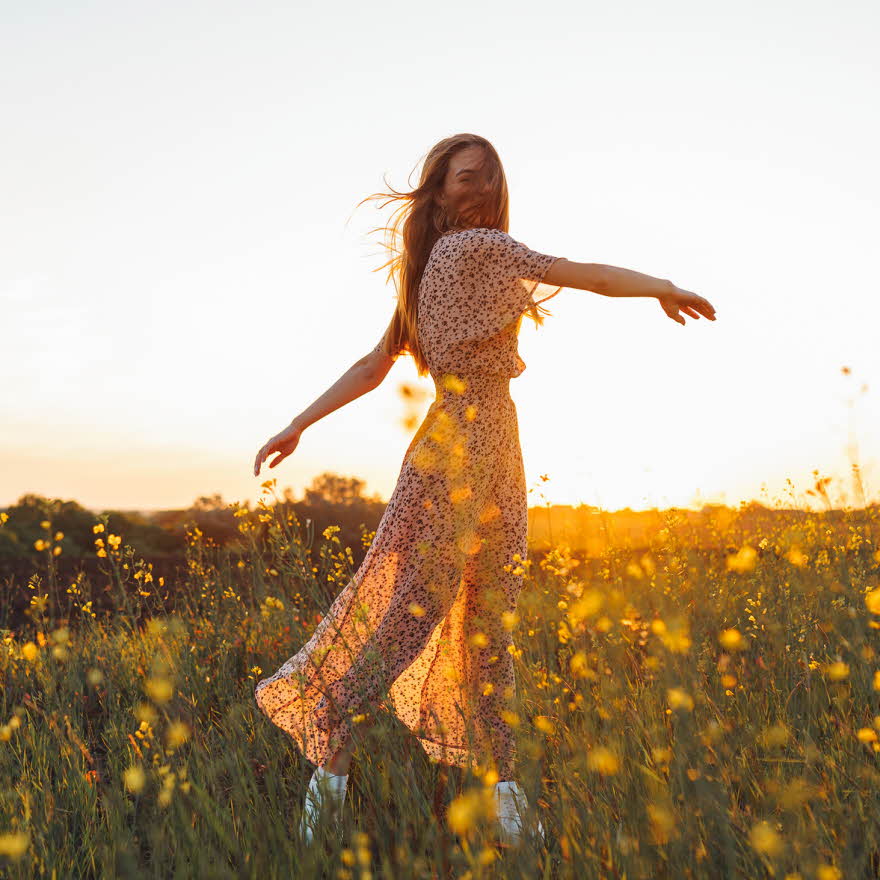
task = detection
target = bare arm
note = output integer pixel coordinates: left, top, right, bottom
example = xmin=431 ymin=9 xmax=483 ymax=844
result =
xmin=253 ymin=351 xmax=390 ymax=476
xmin=543 ymin=259 xmax=717 ymax=324
xmin=543 ymin=259 xmax=671 ymax=297
xmin=291 ymin=355 xmax=382 ymax=432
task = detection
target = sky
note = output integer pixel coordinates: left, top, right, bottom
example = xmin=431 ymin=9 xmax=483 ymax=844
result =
xmin=2 ymin=0 xmax=878 ymax=514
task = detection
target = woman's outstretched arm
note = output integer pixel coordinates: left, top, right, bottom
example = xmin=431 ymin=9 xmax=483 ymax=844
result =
xmin=253 ymin=346 xmax=393 ymax=476
xmin=543 ymin=260 xmax=717 ymax=325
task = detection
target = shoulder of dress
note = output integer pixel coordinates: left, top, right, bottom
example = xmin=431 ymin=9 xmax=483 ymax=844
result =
xmin=459 ymin=227 xmax=511 ymax=249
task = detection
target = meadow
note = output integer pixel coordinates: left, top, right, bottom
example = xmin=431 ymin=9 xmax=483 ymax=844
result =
xmin=1 ymin=480 xmax=879 ymax=879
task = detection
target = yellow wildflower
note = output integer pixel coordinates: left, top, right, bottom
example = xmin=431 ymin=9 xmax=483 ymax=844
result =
xmin=123 ymin=765 xmax=146 ymax=794
xmin=0 ymin=831 xmax=30 ymax=859
xmin=749 ymin=820 xmax=783 ymax=857
xmin=165 ymin=721 xmax=191 ymax=749
xmin=824 ymin=661 xmax=849 ymax=681
xmin=533 ymin=715 xmax=555 ymax=734
xmin=647 ymin=802 xmax=677 ymax=844
xmin=718 ymin=628 xmax=744 ymax=651
xmin=651 ymin=746 xmax=673 ymax=764
xmin=501 ymin=611 xmax=519 ymax=631
xmin=726 ymin=545 xmax=757 ymax=573
xmin=567 ymin=588 xmax=603 ymax=626
xmin=144 ymin=677 xmax=174 ymax=704
xmin=587 ymin=746 xmax=620 ymax=775
xmin=500 ymin=710 xmax=519 ymax=728
xmin=658 ymin=618 xmax=692 ymax=654
xmin=667 ymin=688 xmax=694 ymax=712
xmin=570 ymin=651 xmax=590 ymax=678
xmin=786 ymin=547 xmax=808 ymax=567
xmin=447 ymin=787 xmax=495 ymax=834
xmin=441 ymin=373 xmax=467 ymax=395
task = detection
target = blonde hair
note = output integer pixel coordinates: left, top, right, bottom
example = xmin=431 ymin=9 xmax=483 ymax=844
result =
xmin=355 ymin=133 xmax=557 ymax=377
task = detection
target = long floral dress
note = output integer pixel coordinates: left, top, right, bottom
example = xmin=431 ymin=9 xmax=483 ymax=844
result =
xmin=255 ymin=227 xmax=565 ymax=781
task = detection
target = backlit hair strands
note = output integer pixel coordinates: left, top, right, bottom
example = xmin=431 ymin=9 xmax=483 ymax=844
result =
xmin=353 ymin=133 xmax=558 ymax=377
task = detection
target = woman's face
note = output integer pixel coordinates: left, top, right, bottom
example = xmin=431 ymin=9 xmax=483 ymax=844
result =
xmin=436 ymin=145 xmax=491 ymax=227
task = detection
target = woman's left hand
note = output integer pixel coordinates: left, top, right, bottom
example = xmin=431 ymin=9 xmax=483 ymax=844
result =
xmin=253 ymin=422 xmax=303 ymax=476
xmin=657 ymin=285 xmax=717 ymax=325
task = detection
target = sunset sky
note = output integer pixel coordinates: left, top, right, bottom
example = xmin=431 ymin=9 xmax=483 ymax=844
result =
xmin=3 ymin=0 xmax=878 ymax=514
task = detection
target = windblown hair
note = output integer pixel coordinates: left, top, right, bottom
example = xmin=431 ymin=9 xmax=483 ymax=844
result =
xmin=355 ymin=133 xmax=557 ymax=377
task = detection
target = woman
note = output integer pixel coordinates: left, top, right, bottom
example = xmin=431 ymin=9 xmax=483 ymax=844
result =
xmin=252 ymin=134 xmax=716 ymax=846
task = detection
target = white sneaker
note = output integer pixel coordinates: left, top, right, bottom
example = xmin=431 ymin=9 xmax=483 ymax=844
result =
xmin=299 ymin=765 xmax=348 ymax=844
xmin=493 ymin=780 xmax=546 ymax=847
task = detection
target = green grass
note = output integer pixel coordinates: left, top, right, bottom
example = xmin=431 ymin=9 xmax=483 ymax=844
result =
xmin=1 ymin=493 xmax=879 ymax=879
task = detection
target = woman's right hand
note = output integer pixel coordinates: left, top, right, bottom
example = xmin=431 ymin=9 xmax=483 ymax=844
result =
xmin=253 ymin=422 xmax=303 ymax=476
xmin=657 ymin=285 xmax=717 ymax=325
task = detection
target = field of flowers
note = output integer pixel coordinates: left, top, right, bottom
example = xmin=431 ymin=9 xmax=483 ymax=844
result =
xmin=1 ymin=485 xmax=879 ymax=879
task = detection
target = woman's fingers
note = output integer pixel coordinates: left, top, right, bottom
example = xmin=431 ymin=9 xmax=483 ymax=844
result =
xmin=686 ymin=294 xmax=716 ymax=320
xmin=665 ymin=288 xmax=718 ymax=323
xmin=255 ymin=427 xmax=301 ymax=474
xmin=662 ymin=302 xmax=685 ymax=324
xmin=661 ymin=291 xmax=717 ymax=325
xmin=254 ymin=442 xmax=274 ymax=476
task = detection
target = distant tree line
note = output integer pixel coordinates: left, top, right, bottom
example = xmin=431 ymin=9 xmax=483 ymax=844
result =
xmin=4 ymin=474 xmax=876 ymax=592
xmin=0 ymin=473 xmax=389 ymax=587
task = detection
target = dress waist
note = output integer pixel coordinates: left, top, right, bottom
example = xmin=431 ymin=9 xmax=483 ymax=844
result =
xmin=431 ymin=371 xmax=512 ymax=398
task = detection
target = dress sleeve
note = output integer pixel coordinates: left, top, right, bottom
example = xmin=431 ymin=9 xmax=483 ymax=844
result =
xmin=478 ymin=230 xmax=566 ymax=326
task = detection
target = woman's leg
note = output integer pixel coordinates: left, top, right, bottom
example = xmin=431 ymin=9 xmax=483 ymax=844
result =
xmin=324 ymin=731 xmax=356 ymax=775
xmin=300 ymin=710 xmax=380 ymax=843
xmin=323 ymin=710 xmax=379 ymax=775
xmin=460 ymin=492 xmax=526 ymax=781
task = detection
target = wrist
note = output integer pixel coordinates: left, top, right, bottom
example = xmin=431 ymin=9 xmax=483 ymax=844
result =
xmin=657 ymin=279 xmax=677 ymax=300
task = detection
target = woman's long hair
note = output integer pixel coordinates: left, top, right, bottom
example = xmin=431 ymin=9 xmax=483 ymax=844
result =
xmin=354 ymin=134 xmax=559 ymax=377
